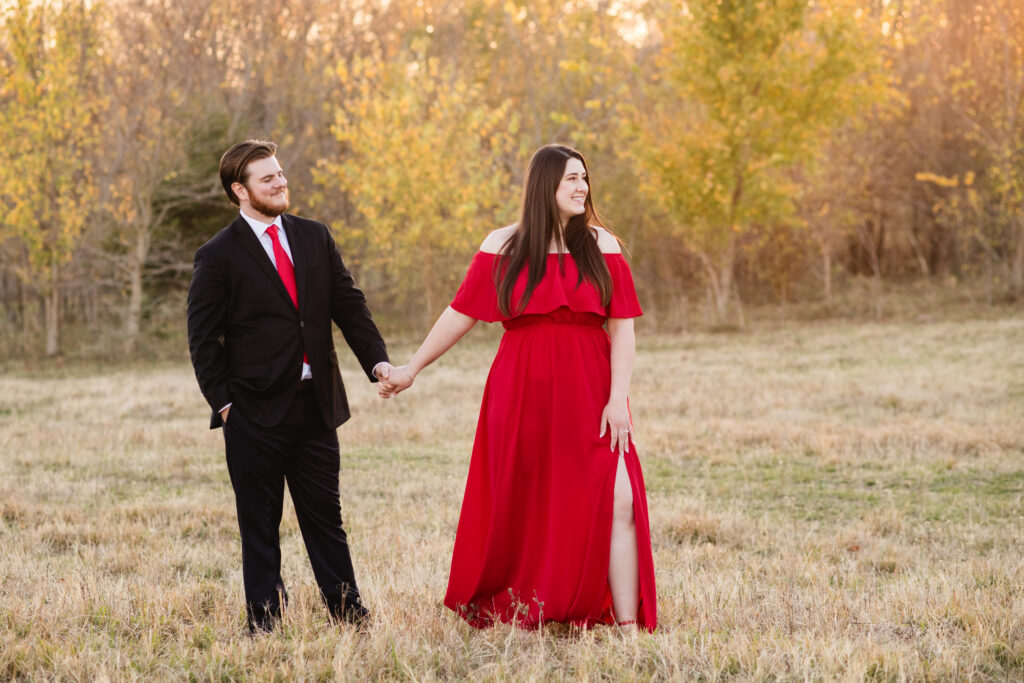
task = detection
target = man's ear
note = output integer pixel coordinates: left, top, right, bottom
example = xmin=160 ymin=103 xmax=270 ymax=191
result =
xmin=232 ymin=182 xmax=248 ymax=203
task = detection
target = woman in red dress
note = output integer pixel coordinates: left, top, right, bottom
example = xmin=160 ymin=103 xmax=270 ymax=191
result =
xmin=380 ymin=145 xmax=657 ymax=632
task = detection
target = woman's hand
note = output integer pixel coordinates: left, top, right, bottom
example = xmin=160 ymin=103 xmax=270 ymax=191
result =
xmin=599 ymin=396 xmax=631 ymax=456
xmin=379 ymin=365 xmax=415 ymax=398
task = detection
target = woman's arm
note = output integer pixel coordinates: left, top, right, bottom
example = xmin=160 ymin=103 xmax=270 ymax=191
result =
xmin=379 ymin=306 xmax=477 ymax=397
xmin=600 ymin=317 xmax=636 ymax=455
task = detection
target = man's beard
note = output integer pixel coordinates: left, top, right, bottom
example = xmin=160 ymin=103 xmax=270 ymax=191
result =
xmin=249 ymin=188 xmax=289 ymax=217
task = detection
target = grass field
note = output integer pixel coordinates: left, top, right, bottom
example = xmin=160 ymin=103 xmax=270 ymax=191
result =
xmin=1 ymin=317 xmax=1022 ymax=681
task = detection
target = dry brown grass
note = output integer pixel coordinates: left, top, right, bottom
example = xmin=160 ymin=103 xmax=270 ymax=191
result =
xmin=1 ymin=317 xmax=1022 ymax=681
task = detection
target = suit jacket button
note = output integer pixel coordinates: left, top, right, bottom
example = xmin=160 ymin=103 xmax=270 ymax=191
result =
xmin=300 ymin=321 xmax=304 ymax=327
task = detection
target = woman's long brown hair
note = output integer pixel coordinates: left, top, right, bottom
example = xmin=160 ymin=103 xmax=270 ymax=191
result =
xmin=496 ymin=145 xmax=616 ymax=316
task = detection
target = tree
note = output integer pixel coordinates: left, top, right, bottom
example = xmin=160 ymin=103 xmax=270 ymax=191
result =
xmin=96 ymin=0 xmax=230 ymax=350
xmin=630 ymin=0 xmax=883 ymax=322
xmin=0 ymin=0 xmax=102 ymax=355
xmin=939 ymin=0 xmax=1024 ymax=291
xmin=315 ymin=47 xmax=517 ymax=321
xmin=98 ymin=0 xmax=373 ymax=348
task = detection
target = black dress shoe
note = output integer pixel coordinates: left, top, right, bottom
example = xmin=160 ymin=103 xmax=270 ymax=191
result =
xmin=247 ymin=615 xmax=280 ymax=634
xmin=340 ymin=602 xmax=371 ymax=626
xmin=327 ymin=599 xmax=370 ymax=627
xmin=247 ymin=605 xmax=283 ymax=634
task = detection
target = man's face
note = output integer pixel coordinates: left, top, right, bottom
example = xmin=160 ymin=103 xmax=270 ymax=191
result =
xmin=235 ymin=155 xmax=289 ymax=218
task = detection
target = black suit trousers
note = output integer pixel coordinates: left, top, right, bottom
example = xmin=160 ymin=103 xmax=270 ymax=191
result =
xmin=222 ymin=385 xmax=361 ymax=631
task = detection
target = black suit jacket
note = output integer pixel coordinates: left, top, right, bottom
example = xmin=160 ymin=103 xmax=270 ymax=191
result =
xmin=186 ymin=213 xmax=388 ymax=430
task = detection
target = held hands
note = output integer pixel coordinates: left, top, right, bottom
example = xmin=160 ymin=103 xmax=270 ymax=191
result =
xmin=376 ymin=363 xmax=415 ymax=398
xmin=599 ymin=395 xmax=632 ymax=456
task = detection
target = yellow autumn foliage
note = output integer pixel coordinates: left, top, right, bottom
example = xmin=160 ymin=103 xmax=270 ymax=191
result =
xmin=315 ymin=50 xmax=518 ymax=320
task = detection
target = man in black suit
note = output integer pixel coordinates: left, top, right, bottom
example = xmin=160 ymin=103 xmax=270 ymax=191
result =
xmin=187 ymin=139 xmax=390 ymax=631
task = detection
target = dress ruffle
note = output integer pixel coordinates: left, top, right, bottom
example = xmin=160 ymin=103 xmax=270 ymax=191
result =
xmin=450 ymin=252 xmax=643 ymax=322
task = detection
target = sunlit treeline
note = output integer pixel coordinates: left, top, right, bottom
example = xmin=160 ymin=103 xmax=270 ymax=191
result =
xmin=0 ymin=0 xmax=1021 ymax=356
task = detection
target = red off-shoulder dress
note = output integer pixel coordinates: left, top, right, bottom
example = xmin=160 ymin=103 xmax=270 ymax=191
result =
xmin=443 ymin=251 xmax=658 ymax=632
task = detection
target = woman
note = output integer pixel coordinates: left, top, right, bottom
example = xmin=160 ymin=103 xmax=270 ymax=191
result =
xmin=380 ymin=145 xmax=657 ymax=631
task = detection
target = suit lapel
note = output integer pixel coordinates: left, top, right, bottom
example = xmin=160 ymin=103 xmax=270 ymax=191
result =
xmin=282 ymin=214 xmax=307 ymax=313
xmin=231 ymin=215 xmax=295 ymax=309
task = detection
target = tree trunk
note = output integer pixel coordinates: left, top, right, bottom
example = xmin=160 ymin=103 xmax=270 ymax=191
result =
xmin=420 ymin=228 xmax=435 ymax=328
xmin=45 ymin=264 xmax=60 ymax=357
xmin=5 ymin=270 xmax=23 ymax=327
xmin=821 ymin=241 xmax=832 ymax=305
xmin=125 ymin=199 xmax=153 ymax=350
xmin=124 ymin=223 xmax=150 ymax=351
xmin=715 ymin=255 xmax=734 ymax=322
xmin=698 ymin=238 xmax=736 ymax=324
xmin=21 ymin=279 xmax=30 ymax=337
xmin=1012 ymin=216 xmax=1024 ymax=291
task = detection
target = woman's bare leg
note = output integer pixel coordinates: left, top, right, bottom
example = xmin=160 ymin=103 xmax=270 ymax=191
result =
xmin=608 ymin=454 xmax=639 ymax=625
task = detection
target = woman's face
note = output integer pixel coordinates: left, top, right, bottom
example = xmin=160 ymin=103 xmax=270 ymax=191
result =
xmin=554 ymin=157 xmax=588 ymax=225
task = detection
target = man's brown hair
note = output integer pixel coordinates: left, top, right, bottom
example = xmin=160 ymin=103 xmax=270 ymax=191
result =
xmin=219 ymin=140 xmax=278 ymax=206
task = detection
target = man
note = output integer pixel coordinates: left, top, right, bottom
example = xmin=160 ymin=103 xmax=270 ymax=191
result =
xmin=187 ymin=139 xmax=390 ymax=632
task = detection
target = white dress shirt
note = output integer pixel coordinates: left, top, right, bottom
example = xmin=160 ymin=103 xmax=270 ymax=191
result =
xmin=239 ymin=210 xmax=312 ymax=381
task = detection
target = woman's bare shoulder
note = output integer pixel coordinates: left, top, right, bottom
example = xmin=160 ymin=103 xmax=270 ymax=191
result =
xmin=592 ymin=226 xmax=622 ymax=254
xmin=480 ymin=225 xmax=518 ymax=254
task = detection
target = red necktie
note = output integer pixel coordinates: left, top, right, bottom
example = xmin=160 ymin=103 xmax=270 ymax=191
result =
xmin=266 ymin=224 xmax=307 ymax=364
xmin=266 ymin=224 xmax=297 ymax=308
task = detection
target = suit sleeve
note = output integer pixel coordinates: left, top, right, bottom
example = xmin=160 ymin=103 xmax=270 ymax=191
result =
xmin=186 ymin=245 xmax=233 ymax=414
xmin=325 ymin=226 xmax=389 ymax=382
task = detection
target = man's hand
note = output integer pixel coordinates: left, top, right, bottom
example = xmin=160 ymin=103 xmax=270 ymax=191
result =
xmin=220 ymin=405 xmax=231 ymax=423
xmin=373 ymin=362 xmax=394 ymax=382
xmin=378 ymin=365 xmax=415 ymax=398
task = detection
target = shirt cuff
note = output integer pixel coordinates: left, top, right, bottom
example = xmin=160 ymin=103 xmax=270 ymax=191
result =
xmin=218 ymin=402 xmax=232 ymax=413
